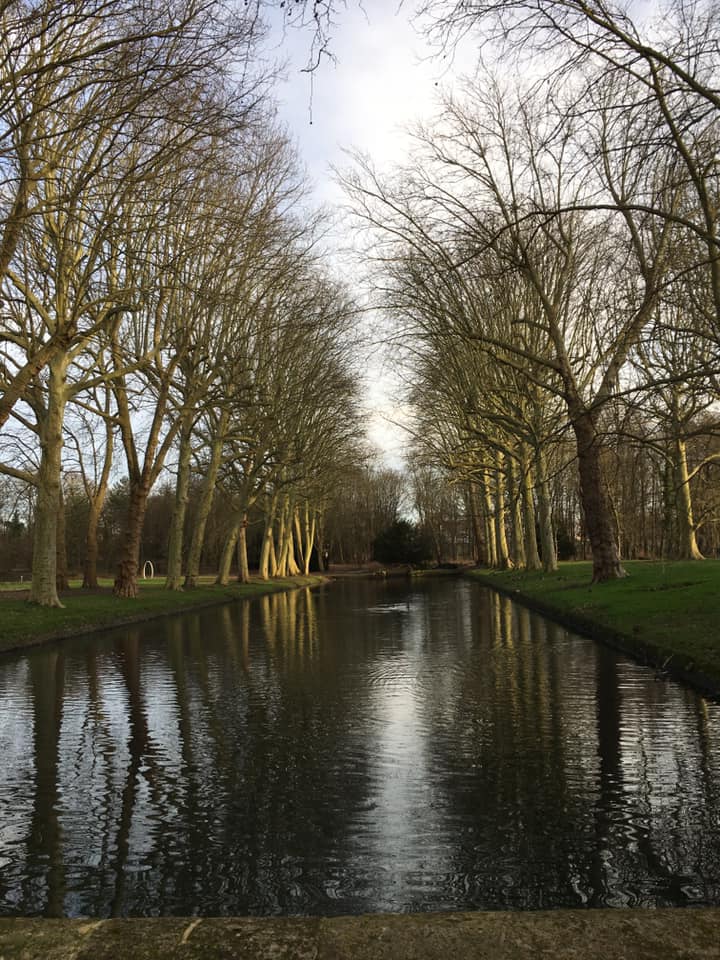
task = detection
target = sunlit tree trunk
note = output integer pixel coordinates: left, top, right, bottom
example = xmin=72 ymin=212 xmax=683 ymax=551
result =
xmin=293 ymin=507 xmax=305 ymax=573
xmin=674 ymin=436 xmax=703 ymax=560
xmin=494 ymin=455 xmax=513 ymax=570
xmin=508 ymin=456 xmax=526 ymax=568
xmin=480 ymin=471 xmax=498 ymax=567
xmin=302 ymin=504 xmax=316 ymax=575
xmin=216 ymin=519 xmax=241 ymax=585
xmin=259 ymin=494 xmax=278 ymax=580
xmin=285 ymin=526 xmax=300 ymax=576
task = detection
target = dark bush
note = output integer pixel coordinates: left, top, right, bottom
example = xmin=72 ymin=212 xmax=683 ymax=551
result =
xmin=372 ymin=519 xmax=433 ymax=565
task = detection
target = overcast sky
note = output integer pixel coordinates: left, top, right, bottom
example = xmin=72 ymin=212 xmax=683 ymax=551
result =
xmin=264 ymin=3 xmax=462 ymax=467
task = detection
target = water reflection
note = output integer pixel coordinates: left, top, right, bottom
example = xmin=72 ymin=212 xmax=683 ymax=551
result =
xmin=0 ymin=580 xmax=719 ymax=917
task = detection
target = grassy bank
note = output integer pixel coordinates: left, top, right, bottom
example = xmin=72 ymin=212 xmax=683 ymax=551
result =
xmin=467 ymin=560 xmax=720 ymax=694
xmin=0 ymin=575 xmax=326 ymax=655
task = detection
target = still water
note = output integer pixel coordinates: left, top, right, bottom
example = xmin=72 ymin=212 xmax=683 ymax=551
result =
xmin=1 ymin=578 xmax=719 ymax=917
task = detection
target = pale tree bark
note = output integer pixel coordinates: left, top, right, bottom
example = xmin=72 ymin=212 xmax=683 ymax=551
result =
xmin=508 ymin=455 xmax=526 ymax=569
xmin=285 ymin=526 xmax=301 ymax=576
xmin=494 ymin=454 xmax=513 ymax=570
xmin=480 ymin=471 xmax=498 ymax=567
xmin=259 ymin=494 xmax=278 ymax=580
xmin=29 ymin=352 xmax=68 ymax=607
xmin=293 ymin=507 xmax=306 ymax=574
xmin=302 ymin=503 xmax=316 ymax=575
xmin=520 ymin=446 xmax=542 ymax=571
xmin=216 ymin=519 xmax=241 ymax=586
xmin=674 ymin=435 xmax=704 ymax=560
xmin=275 ymin=497 xmax=300 ymax=576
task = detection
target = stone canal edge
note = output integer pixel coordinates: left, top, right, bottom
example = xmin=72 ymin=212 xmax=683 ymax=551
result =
xmin=2 ymin=909 xmax=720 ymax=959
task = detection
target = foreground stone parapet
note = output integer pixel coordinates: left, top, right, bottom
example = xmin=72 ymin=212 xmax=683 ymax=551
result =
xmin=2 ymin=910 xmax=719 ymax=959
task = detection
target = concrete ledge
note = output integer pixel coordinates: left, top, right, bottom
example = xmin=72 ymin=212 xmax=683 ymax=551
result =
xmin=2 ymin=909 xmax=720 ymax=959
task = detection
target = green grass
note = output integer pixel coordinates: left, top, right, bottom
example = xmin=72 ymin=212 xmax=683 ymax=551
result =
xmin=467 ymin=560 xmax=720 ymax=687
xmin=0 ymin=575 xmax=326 ymax=654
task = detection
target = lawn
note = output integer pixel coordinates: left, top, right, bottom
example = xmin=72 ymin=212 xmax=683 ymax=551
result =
xmin=467 ymin=560 xmax=720 ymax=690
xmin=0 ymin=575 xmax=326 ymax=654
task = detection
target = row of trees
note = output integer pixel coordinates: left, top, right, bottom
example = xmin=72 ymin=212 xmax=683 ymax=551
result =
xmin=343 ymin=0 xmax=720 ymax=580
xmin=0 ymin=461 xmax=476 ymax=578
xmin=0 ymin=0 xmax=366 ymax=605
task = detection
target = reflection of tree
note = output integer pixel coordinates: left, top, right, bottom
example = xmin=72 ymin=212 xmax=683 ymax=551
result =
xmin=81 ymin=647 xmax=122 ymax=915
xmin=25 ymin=651 xmax=65 ymax=916
xmin=109 ymin=631 xmax=154 ymax=916
xmin=5 ymin=580 xmax=720 ymax=917
xmin=424 ymin=583 xmax=720 ymax=909
xmin=423 ymin=592 xmax=594 ymax=909
xmin=588 ymin=655 xmax=622 ymax=905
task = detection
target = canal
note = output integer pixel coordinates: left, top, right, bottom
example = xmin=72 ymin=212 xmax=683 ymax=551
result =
xmin=1 ymin=577 xmax=719 ymax=917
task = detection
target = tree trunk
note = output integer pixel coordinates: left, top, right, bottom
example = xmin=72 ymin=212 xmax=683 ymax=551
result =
xmin=286 ymin=526 xmax=301 ymax=576
xmin=216 ymin=519 xmax=241 ymax=585
xmin=165 ymin=414 xmax=194 ymax=590
xmin=509 ymin=456 xmax=526 ymax=569
xmin=315 ymin=512 xmax=327 ymax=571
xmin=520 ymin=448 xmax=542 ymax=571
xmin=467 ymin=481 xmax=486 ymax=564
xmin=302 ymin=505 xmax=316 ymax=575
xmin=674 ymin=436 xmax=704 ymax=560
xmin=572 ymin=410 xmax=626 ymax=582
xmin=184 ymin=413 xmax=228 ymax=588
xmin=83 ymin=500 xmax=102 ymax=589
xmin=480 ymin=471 xmax=498 ymax=567
xmin=494 ymin=456 xmax=513 ymax=570
xmin=113 ymin=480 xmax=150 ymax=598
xmin=82 ymin=415 xmax=113 ymax=589
xmin=29 ymin=354 xmax=67 ymax=607
xmin=293 ymin=508 xmax=305 ymax=573
xmin=535 ymin=448 xmax=558 ymax=573
xmin=237 ymin=514 xmax=250 ymax=583
xmin=55 ymin=483 xmax=69 ymax=592
xmin=274 ymin=497 xmax=290 ymax=576
xmin=259 ymin=496 xmax=278 ymax=580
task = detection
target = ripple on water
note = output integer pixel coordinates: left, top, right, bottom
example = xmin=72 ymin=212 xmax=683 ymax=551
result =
xmin=1 ymin=578 xmax=720 ymax=916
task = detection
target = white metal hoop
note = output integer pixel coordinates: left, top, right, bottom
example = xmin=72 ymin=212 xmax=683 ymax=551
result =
xmin=141 ymin=560 xmax=155 ymax=580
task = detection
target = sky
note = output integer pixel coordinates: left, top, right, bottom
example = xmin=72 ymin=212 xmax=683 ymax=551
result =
xmin=264 ymin=3 xmax=464 ymax=467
